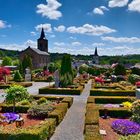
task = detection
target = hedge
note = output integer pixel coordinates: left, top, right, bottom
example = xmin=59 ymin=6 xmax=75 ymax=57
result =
xmin=99 ymin=107 xmax=132 ymax=118
xmin=0 ymin=104 xmax=31 ymax=113
xmin=0 ymin=118 xmax=56 ymax=140
xmin=32 ymin=95 xmax=73 ymax=108
xmin=87 ymin=96 xmax=136 ymax=104
xmin=62 ymin=97 xmax=73 ymax=108
xmin=39 ymin=86 xmax=83 ymax=95
xmin=90 ymin=89 xmax=135 ymax=96
xmin=0 ymin=82 xmax=32 ymax=89
xmin=84 ymin=104 xmax=102 ymax=140
xmin=48 ymin=102 xmax=68 ymax=125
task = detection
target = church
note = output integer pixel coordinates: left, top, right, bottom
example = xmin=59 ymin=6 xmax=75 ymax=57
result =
xmin=19 ymin=28 xmax=50 ymax=69
xmin=93 ymin=47 xmax=99 ymax=64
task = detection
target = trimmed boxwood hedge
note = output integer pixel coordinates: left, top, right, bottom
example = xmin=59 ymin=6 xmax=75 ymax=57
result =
xmin=84 ymin=104 xmax=102 ymax=140
xmin=48 ymin=103 xmax=68 ymax=125
xmin=39 ymin=86 xmax=83 ymax=95
xmin=87 ymin=96 xmax=136 ymax=104
xmin=99 ymin=107 xmax=132 ymax=118
xmin=0 ymin=82 xmax=32 ymax=89
xmin=0 ymin=104 xmax=31 ymax=113
xmin=0 ymin=118 xmax=56 ymax=140
xmin=90 ymin=89 xmax=135 ymax=96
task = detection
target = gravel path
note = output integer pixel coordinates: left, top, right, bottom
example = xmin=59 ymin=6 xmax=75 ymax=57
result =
xmin=50 ymin=80 xmax=92 ymax=140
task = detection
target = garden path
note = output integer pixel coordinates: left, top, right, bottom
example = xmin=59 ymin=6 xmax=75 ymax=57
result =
xmin=0 ymin=82 xmax=54 ymax=103
xmin=50 ymin=80 xmax=92 ymax=140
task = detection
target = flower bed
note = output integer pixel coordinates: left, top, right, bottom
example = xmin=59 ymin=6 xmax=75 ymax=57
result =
xmin=0 ymin=96 xmax=73 ymax=140
xmin=112 ymin=119 xmax=140 ymax=135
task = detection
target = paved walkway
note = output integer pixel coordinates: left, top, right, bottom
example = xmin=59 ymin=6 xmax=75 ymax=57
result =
xmin=0 ymin=82 xmax=54 ymax=103
xmin=50 ymin=80 xmax=92 ymax=140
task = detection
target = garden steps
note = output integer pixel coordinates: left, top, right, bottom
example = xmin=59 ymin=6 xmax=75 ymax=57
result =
xmin=49 ymin=80 xmax=92 ymax=140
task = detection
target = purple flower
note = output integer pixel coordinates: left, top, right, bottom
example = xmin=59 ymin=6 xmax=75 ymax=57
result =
xmin=104 ymin=104 xmax=120 ymax=108
xmin=112 ymin=119 xmax=140 ymax=135
xmin=3 ymin=113 xmax=19 ymax=121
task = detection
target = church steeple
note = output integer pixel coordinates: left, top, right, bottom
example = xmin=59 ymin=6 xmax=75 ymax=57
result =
xmin=40 ymin=28 xmax=45 ymax=39
xmin=93 ymin=47 xmax=99 ymax=64
xmin=37 ymin=28 xmax=48 ymax=52
xmin=94 ymin=47 xmax=98 ymax=56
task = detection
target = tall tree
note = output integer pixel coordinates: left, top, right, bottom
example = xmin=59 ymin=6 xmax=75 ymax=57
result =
xmin=22 ymin=54 xmax=32 ymax=73
xmin=60 ymin=54 xmax=74 ymax=87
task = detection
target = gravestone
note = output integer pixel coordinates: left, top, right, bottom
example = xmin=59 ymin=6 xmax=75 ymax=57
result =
xmin=136 ymin=88 xmax=140 ymax=99
xmin=54 ymin=69 xmax=60 ymax=88
xmin=25 ymin=68 xmax=31 ymax=81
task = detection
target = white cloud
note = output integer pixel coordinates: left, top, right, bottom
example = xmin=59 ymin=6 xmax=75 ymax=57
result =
xmin=108 ymin=0 xmax=129 ymax=8
xmin=93 ymin=8 xmax=104 ymax=15
xmin=36 ymin=0 xmax=62 ymax=20
xmin=0 ymin=40 xmax=37 ymax=51
xmin=93 ymin=6 xmax=109 ymax=15
xmin=128 ymin=0 xmax=140 ymax=13
xmin=35 ymin=23 xmax=52 ymax=32
xmin=71 ymin=41 xmax=81 ymax=46
xmin=0 ymin=20 xmax=11 ymax=29
xmin=92 ymin=43 xmax=105 ymax=47
xmin=30 ymin=31 xmax=37 ymax=36
xmin=67 ymin=24 xmax=116 ymax=36
xmin=102 ymin=36 xmax=140 ymax=43
xmin=24 ymin=40 xmax=37 ymax=47
xmin=54 ymin=25 xmax=65 ymax=32
xmin=54 ymin=42 xmax=66 ymax=46
xmin=100 ymin=6 xmax=109 ymax=11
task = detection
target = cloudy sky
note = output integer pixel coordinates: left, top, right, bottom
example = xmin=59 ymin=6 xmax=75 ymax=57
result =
xmin=0 ymin=0 xmax=140 ymax=56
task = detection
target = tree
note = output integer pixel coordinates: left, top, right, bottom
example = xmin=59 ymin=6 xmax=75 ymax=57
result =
xmin=114 ymin=64 xmax=126 ymax=75
xmin=48 ymin=62 xmax=56 ymax=73
xmin=0 ymin=67 xmax=10 ymax=83
xmin=22 ymin=55 xmax=32 ymax=73
xmin=2 ymin=56 xmax=12 ymax=66
xmin=5 ymin=85 xmax=29 ymax=112
xmin=14 ymin=70 xmax=23 ymax=82
xmin=60 ymin=54 xmax=74 ymax=87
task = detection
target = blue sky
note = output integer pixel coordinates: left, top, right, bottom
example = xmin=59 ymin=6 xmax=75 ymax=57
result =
xmin=0 ymin=0 xmax=140 ymax=55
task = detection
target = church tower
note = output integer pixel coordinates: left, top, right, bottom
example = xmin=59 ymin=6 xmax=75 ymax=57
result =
xmin=93 ymin=47 xmax=99 ymax=64
xmin=37 ymin=28 xmax=48 ymax=52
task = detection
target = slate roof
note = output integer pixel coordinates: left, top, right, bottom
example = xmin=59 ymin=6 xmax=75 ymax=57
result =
xmin=30 ymin=47 xmax=49 ymax=55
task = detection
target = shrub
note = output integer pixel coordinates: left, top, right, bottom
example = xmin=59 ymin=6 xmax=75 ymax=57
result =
xmin=119 ymin=134 xmax=140 ymax=140
xmin=18 ymin=99 xmax=31 ymax=106
xmin=79 ymin=64 xmax=89 ymax=74
xmin=131 ymin=100 xmax=140 ymax=124
xmin=27 ymin=104 xmax=55 ymax=119
xmin=14 ymin=70 xmax=23 ymax=82
xmin=114 ymin=64 xmax=126 ymax=75
xmin=128 ymin=74 xmax=140 ymax=84
xmin=47 ymin=75 xmax=54 ymax=82
xmin=5 ymin=85 xmax=29 ymax=112
xmin=111 ymin=119 xmax=140 ymax=135
xmin=37 ymin=97 xmax=47 ymax=104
